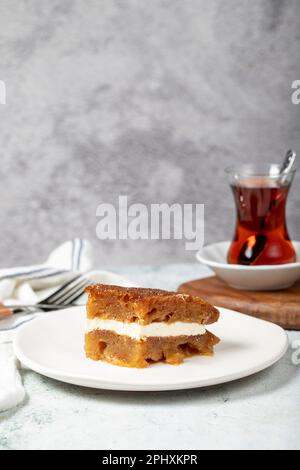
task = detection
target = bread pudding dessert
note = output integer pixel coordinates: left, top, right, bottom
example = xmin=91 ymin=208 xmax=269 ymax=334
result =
xmin=85 ymin=284 xmax=220 ymax=368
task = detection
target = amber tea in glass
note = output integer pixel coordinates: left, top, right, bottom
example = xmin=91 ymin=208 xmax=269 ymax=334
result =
xmin=226 ymin=164 xmax=296 ymax=265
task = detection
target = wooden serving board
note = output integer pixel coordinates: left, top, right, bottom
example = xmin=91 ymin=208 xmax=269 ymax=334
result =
xmin=178 ymin=276 xmax=300 ymax=330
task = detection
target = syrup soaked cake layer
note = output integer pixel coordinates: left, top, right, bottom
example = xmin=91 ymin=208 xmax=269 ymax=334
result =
xmin=86 ymin=284 xmax=219 ymax=325
xmin=85 ymin=284 xmax=220 ymax=367
xmin=85 ymin=329 xmax=220 ymax=368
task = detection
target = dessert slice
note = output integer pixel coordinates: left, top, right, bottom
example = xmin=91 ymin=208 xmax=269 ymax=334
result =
xmin=85 ymin=284 xmax=220 ymax=368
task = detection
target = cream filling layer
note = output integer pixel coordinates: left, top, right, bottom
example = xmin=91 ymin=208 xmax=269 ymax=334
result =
xmin=86 ymin=319 xmax=206 ymax=340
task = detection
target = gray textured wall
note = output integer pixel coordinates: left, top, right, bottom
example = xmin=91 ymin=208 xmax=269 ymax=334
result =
xmin=0 ymin=0 xmax=299 ymax=268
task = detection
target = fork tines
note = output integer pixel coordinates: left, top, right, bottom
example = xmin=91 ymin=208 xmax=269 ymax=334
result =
xmin=43 ymin=275 xmax=93 ymax=305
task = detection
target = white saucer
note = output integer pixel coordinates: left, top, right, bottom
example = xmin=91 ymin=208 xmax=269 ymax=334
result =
xmin=13 ymin=306 xmax=288 ymax=391
xmin=196 ymin=241 xmax=300 ymax=291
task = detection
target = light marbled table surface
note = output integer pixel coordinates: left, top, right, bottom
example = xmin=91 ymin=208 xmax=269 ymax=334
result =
xmin=1 ymin=263 xmax=299 ymax=450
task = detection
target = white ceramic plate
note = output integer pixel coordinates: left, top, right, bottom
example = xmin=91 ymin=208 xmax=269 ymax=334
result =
xmin=196 ymin=241 xmax=300 ymax=290
xmin=13 ymin=306 xmax=288 ymax=391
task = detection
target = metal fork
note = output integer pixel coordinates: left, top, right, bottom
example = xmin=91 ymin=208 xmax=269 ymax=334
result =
xmin=42 ymin=275 xmax=91 ymax=305
xmin=3 ymin=275 xmax=93 ymax=316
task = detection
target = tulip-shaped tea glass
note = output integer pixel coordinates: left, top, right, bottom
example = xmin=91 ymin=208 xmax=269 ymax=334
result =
xmin=226 ymin=163 xmax=296 ymax=265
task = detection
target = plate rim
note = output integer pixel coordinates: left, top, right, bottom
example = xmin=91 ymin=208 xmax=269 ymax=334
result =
xmin=13 ymin=306 xmax=289 ymax=391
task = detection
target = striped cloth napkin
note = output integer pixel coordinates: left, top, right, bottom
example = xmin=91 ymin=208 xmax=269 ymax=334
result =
xmin=0 ymin=238 xmax=93 ymax=412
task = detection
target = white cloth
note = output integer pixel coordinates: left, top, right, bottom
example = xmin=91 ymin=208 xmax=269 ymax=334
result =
xmin=0 ymin=238 xmax=93 ymax=412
